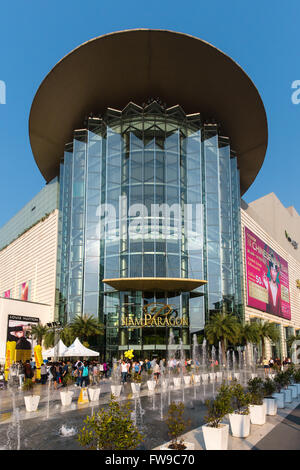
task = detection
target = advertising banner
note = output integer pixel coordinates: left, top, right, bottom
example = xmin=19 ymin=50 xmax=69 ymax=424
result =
xmin=4 ymin=289 xmax=11 ymax=298
xmin=245 ymin=227 xmax=291 ymax=320
xmin=7 ymin=315 xmax=39 ymax=362
xmin=19 ymin=281 xmax=31 ymax=301
xmin=34 ymin=345 xmax=43 ymax=380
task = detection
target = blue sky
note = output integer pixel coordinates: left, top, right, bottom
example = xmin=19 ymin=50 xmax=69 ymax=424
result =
xmin=0 ymin=0 xmax=299 ymax=228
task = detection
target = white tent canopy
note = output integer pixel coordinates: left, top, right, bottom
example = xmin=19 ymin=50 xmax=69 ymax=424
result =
xmin=42 ymin=339 xmax=68 ymax=358
xmin=62 ymin=337 xmax=99 ymax=357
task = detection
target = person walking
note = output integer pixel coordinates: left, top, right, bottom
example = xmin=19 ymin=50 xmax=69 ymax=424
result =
xmin=153 ymin=361 xmax=161 ymax=384
xmin=40 ymin=363 xmax=48 ymax=384
xmin=121 ymin=361 xmax=128 ymax=384
xmin=24 ymin=360 xmax=34 ymax=380
xmin=81 ymin=362 xmax=90 ymax=387
xmin=103 ymin=361 xmax=108 ymax=379
xmin=263 ymin=357 xmax=270 ymax=376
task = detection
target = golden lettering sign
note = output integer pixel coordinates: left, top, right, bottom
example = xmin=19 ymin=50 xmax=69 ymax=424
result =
xmin=296 ymin=279 xmax=300 ymax=289
xmin=120 ymin=303 xmax=189 ymax=327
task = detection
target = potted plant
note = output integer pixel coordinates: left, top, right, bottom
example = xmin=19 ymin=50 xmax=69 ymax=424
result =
xmin=23 ymin=378 xmax=40 ymax=412
xmin=160 ymin=401 xmax=193 ymax=450
xmin=277 ymin=371 xmax=292 ymax=403
xmin=147 ymin=370 xmax=156 ymax=391
xmin=262 ymin=378 xmax=277 ymax=416
xmin=60 ymin=375 xmax=75 ymax=406
xmin=293 ymin=369 xmax=300 ymax=395
xmin=247 ymin=378 xmax=266 ymax=425
xmin=77 ymin=395 xmax=144 ymax=450
xmin=131 ymin=373 xmax=142 ymax=394
xmin=273 ymin=373 xmax=286 ymax=408
xmin=228 ymin=383 xmax=251 ymax=438
xmin=202 ymin=383 xmax=232 ymax=450
xmin=286 ymin=366 xmax=298 ymax=399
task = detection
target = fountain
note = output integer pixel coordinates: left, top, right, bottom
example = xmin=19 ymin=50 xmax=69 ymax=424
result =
xmin=6 ymin=365 xmax=21 ymax=450
xmin=59 ymin=425 xmax=77 ymax=437
xmin=111 ymin=358 xmax=122 ymax=397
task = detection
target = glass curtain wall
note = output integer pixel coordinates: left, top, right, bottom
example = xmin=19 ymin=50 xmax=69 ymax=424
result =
xmin=58 ymin=102 xmax=243 ymax=359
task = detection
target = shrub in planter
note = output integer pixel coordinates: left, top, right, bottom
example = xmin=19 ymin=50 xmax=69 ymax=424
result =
xmin=163 ymin=401 xmax=192 ymax=450
xmin=23 ymin=378 xmax=40 ymax=412
xmin=228 ymin=383 xmax=251 ymax=438
xmin=202 ymin=383 xmax=233 ymax=450
xmin=247 ymin=378 xmax=265 ymax=425
xmin=263 ymin=378 xmax=277 ymax=416
xmin=77 ymin=396 xmax=144 ymax=450
xmin=131 ymin=373 xmax=142 ymax=394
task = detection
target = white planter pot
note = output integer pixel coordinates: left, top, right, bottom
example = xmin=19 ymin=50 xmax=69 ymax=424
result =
xmin=269 ymin=374 xmax=276 ymax=380
xmin=209 ymin=373 xmax=216 ymax=382
xmin=161 ymin=380 xmax=168 ymax=391
xmin=60 ymin=390 xmax=74 ymax=406
xmin=282 ymin=389 xmax=292 ymax=403
xmin=194 ymin=375 xmax=201 ymax=384
xmin=131 ymin=383 xmax=141 ymax=394
xmin=24 ymin=395 xmax=40 ymax=412
xmin=288 ymin=385 xmax=298 ymax=399
xmin=295 ymin=383 xmax=300 ymax=395
xmin=201 ymin=374 xmax=209 ymax=384
xmin=88 ymin=388 xmax=101 ymax=402
xmin=216 ymin=372 xmax=223 ymax=382
xmin=251 ymin=374 xmax=257 ymax=379
xmin=249 ymin=404 xmax=266 ymax=425
xmin=263 ymin=397 xmax=277 ymax=416
xmin=183 ymin=376 xmax=191 ymax=386
xmin=147 ymin=380 xmax=156 ymax=391
xmin=111 ymin=385 xmax=122 ymax=397
xmin=202 ymin=423 xmax=229 ymax=450
xmin=233 ymin=373 xmax=240 ymax=381
xmin=228 ymin=413 xmax=250 ymax=438
xmin=272 ymin=393 xmax=285 ymax=408
xmin=173 ymin=377 xmax=181 ymax=389
xmin=159 ymin=441 xmax=195 ymax=450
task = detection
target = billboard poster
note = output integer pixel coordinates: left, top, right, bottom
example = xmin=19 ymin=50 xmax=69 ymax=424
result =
xmin=4 ymin=289 xmax=11 ymax=298
xmin=245 ymin=227 xmax=291 ymax=320
xmin=19 ymin=281 xmax=31 ymax=301
xmin=6 ymin=315 xmax=39 ymax=362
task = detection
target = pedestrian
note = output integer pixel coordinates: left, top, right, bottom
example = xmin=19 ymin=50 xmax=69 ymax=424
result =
xmin=153 ymin=361 xmax=160 ymax=384
xmin=81 ymin=361 xmax=90 ymax=387
xmin=263 ymin=357 xmax=270 ymax=376
xmin=61 ymin=361 xmax=69 ymax=386
xmin=50 ymin=362 xmax=58 ymax=390
xmin=24 ymin=360 xmax=34 ymax=380
xmin=103 ymin=360 xmax=108 ymax=378
xmin=121 ymin=361 xmax=128 ymax=384
xmin=41 ymin=362 xmax=48 ymax=384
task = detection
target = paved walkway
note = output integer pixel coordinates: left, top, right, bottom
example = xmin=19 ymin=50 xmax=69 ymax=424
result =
xmin=155 ymin=399 xmax=300 ymax=450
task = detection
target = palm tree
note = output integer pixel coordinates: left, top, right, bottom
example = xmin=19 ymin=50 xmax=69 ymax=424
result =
xmin=30 ymin=323 xmax=49 ymax=346
xmin=238 ymin=322 xmax=260 ymax=347
xmin=69 ymin=314 xmax=104 ymax=345
xmin=255 ymin=320 xmax=280 ymax=360
xmin=204 ymin=312 xmax=241 ymax=365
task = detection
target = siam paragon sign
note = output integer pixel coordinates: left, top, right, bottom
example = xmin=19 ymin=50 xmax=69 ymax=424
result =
xmin=121 ymin=303 xmax=189 ymax=327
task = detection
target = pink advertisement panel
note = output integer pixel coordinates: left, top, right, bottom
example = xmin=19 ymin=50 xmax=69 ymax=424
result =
xmin=245 ymin=227 xmax=291 ymax=320
xmin=4 ymin=290 xmax=11 ymax=298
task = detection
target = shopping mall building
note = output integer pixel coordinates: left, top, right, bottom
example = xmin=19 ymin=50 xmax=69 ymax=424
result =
xmin=0 ymin=29 xmax=299 ymax=362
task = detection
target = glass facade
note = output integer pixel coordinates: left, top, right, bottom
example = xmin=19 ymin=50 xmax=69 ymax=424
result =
xmin=57 ymin=102 xmax=243 ymax=359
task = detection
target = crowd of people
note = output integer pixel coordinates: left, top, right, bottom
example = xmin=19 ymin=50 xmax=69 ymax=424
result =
xmin=0 ymin=355 xmax=294 ymax=390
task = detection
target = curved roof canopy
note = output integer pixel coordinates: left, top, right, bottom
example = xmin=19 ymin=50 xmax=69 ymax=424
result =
xmin=29 ymin=29 xmax=268 ymax=194
xmin=103 ymin=277 xmax=207 ymax=292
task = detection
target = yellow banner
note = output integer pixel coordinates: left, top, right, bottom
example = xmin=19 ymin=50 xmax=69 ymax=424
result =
xmin=5 ymin=341 xmax=16 ymax=381
xmin=34 ymin=345 xmax=43 ymax=380
xmin=78 ymin=387 xmax=89 ymax=404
